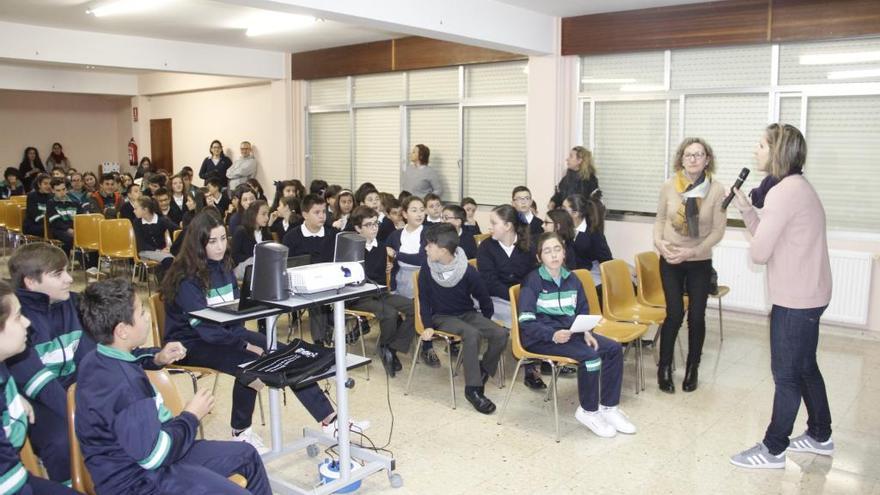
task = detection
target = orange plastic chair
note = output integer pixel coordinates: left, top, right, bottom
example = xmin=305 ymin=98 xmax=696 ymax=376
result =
xmin=67 ymin=385 xmax=96 ymax=495
xmin=72 ymin=214 xmax=103 ymax=273
xmin=10 ymin=196 xmax=26 ymax=205
xmin=99 ymin=219 xmax=159 ymax=294
xmin=497 ymin=284 xmax=579 ymax=442
xmin=473 ymin=233 xmax=491 ymax=247
xmin=600 ymin=260 xmax=666 ymax=326
xmin=20 ymin=437 xmax=44 ymax=478
xmin=4 ymin=203 xmax=23 ymax=242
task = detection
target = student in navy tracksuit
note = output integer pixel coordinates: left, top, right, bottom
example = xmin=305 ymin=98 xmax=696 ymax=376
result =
xmin=348 ymin=207 xmax=414 ymax=377
xmin=0 ymin=280 xmax=76 ymax=494
xmin=75 ymin=278 xmax=270 ymax=495
xmin=23 ymin=174 xmax=52 ymax=238
xmin=199 ymin=140 xmax=232 ymax=189
xmin=46 ymin=178 xmax=82 ymax=254
xmin=518 ymin=232 xmax=634 ymax=438
xmin=563 ymin=193 xmax=612 ymax=307
xmin=512 ymin=186 xmax=544 ymax=239
xmin=1 ymin=167 xmax=25 ymax=199
xmin=440 ymin=205 xmax=477 ymax=259
xmin=282 ymin=194 xmax=338 ymax=343
xmin=164 ymin=210 xmax=362 ymax=452
xmin=418 ymin=224 xmax=507 ymax=414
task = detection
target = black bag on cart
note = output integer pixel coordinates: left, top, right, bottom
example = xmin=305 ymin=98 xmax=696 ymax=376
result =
xmin=239 ymin=339 xmax=335 ymax=389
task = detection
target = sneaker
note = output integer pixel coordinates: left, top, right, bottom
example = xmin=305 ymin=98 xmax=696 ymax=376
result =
xmin=575 ymin=407 xmax=616 ymax=438
xmin=730 ymin=443 xmax=786 ymax=469
xmin=600 ymin=405 xmax=637 ymax=434
xmin=788 ymin=432 xmax=834 ymax=456
xmin=232 ymin=427 xmax=269 ymax=455
xmin=85 ymin=267 xmax=100 ymax=276
xmin=322 ymin=417 xmax=371 ymax=439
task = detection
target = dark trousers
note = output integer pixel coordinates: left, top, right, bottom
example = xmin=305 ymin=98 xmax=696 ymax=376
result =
xmin=149 ymin=440 xmax=271 ymax=495
xmin=763 ymin=305 xmax=832 ymax=455
xmin=658 ymin=257 xmax=713 ymax=367
xmin=24 ymin=476 xmax=77 ymax=495
xmin=308 ymin=306 xmax=332 ymax=343
xmin=431 ymin=312 xmax=508 ymax=387
xmin=179 ymin=331 xmax=334 ymax=430
xmin=526 ymin=333 xmax=623 ymax=411
xmin=349 ymin=294 xmax=414 ymax=353
xmin=50 ymin=228 xmax=73 ymax=254
xmin=29 ymin=401 xmax=71 ymax=483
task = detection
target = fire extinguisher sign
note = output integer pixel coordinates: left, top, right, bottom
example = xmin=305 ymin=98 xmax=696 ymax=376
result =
xmin=133 ymin=107 xmax=138 ymax=122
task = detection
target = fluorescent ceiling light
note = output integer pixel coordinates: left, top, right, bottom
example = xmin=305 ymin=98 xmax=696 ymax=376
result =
xmin=86 ymin=0 xmax=171 ymax=17
xmin=827 ymin=68 xmax=880 ymax=80
xmin=620 ymin=84 xmax=665 ymax=92
xmin=800 ymin=51 xmax=880 ymax=65
xmin=245 ymin=14 xmax=320 ymax=37
xmin=581 ymin=78 xmax=637 ymax=84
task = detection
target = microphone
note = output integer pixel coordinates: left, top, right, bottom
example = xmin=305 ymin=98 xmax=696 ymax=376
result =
xmin=721 ymin=167 xmax=750 ymax=210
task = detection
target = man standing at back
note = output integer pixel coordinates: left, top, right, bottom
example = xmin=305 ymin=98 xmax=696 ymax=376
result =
xmin=227 ymin=141 xmax=257 ymax=191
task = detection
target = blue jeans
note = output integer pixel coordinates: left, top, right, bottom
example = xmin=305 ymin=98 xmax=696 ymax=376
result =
xmin=763 ymin=305 xmax=832 ymax=455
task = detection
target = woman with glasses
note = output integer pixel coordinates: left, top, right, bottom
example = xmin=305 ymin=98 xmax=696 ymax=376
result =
xmin=654 ymin=138 xmax=726 ymax=394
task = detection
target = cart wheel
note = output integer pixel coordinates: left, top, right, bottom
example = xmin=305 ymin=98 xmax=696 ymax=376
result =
xmin=389 ymin=473 xmax=403 ymax=488
xmin=306 ymin=444 xmax=320 ymax=457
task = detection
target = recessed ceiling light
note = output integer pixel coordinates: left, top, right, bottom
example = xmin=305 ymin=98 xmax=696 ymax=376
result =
xmin=86 ymin=0 xmax=171 ymax=18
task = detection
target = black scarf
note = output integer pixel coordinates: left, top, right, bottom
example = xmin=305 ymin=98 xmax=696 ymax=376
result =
xmin=749 ymin=169 xmax=802 ymax=209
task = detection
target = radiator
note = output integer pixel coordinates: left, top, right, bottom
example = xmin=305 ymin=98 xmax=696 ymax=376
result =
xmin=710 ymin=240 xmax=874 ymax=326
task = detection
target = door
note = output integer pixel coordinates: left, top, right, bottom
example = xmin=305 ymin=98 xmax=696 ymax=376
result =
xmin=150 ymin=119 xmax=173 ymax=174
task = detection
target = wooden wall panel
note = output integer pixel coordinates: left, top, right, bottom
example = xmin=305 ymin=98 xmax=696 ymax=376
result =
xmin=562 ymin=0 xmax=769 ymax=55
xmin=393 ymin=36 xmax=525 ymax=71
xmin=292 ymin=40 xmax=392 ymax=80
xmin=771 ymin=0 xmax=880 ymax=42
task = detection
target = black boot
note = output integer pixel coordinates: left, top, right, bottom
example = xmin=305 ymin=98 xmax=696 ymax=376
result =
xmin=464 ymin=386 xmax=496 ymax=414
xmin=683 ymin=362 xmax=699 ymax=392
xmin=657 ymin=364 xmax=675 ymax=394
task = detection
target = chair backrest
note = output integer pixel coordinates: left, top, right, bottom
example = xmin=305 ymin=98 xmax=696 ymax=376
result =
xmin=145 ymin=370 xmax=184 ymax=415
xmin=508 ymin=284 xmax=528 ymax=360
xmin=10 ymin=196 xmax=26 ymax=205
xmin=172 ymin=229 xmax=182 ymax=243
xmin=20 ymin=437 xmax=43 ymax=477
xmin=600 ymin=259 xmax=638 ymax=319
xmin=467 ymin=258 xmax=477 ymax=269
xmin=99 ymin=219 xmax=136 ymax=257
xmin=7 ymin=204 xmax=25 ymax=233
xmin=149 ymin=293 xmax=166 ymax=346
xmin=67 ymin=385 xmax=96 ymax=495
xmin=634 ymin=251 xmax=665 ymax=307
xmin=74 ymin=214 xmax=103 ymax=250
xmin=0 ymin=199 xmax=9 ymax=228
xmin=572 ymin=269 xmax=601 ymax=316
xmin=385 ymin=255 xmax=392 ymax=290
xmin=473 ymin=233 xmax=491 ymax=247
xmin=411 ymin=271 xmax=425 ymax=335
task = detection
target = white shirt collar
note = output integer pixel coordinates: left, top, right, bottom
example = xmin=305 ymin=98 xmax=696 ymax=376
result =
xmin=365 ymin=239 xmax=378 ymax=251
xmin=378 ymin=212 xmax=386 ymax=223
xmin=576 ymin=219 xmax=587 ymax=234
xmin=254 ymin=229 xmax=263 ymax=243
xmin=142 ymin=213 xmax=159 ymax=225
xmin=523 ymin=211 xmax=534 ymax=224
xmin=301 ymin=223 xmax=325 ymax=238
xmin=499 ymin=235 xmax=517 ymax=257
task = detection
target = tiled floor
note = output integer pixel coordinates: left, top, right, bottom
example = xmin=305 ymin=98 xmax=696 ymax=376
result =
xmin=24 ymin=265 xmax=880 ymax=494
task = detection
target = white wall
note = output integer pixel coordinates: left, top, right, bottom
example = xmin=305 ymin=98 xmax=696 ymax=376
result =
xmin=0 ymin=90 xmax=130 ymax=175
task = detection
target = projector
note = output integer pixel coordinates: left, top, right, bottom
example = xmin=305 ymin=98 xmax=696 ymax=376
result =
xmin=287 ymin=262 xmax=365 ymax=294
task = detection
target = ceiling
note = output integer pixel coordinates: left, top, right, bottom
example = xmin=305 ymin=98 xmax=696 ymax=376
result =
xmin=495 ymin=0 xmax=713 ymax=17
xmin=0 ymin=0 xmax=400 ymax=53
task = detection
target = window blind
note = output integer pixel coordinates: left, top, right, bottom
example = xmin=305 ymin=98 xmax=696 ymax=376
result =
xmin=672 ymin=45 xmax=771 ymax=90
xmin=309 ymin=77 xmax=348 ymax=106
xmin=353 ymin=73 xmax=405 ymax=104
xmin=463 ymin=106 xmax=526 ymax=205
xmin=408 ymin=106 xmax=460 ymax=202
xmin=308 ymin=112 xmax=351 ymax=187
xmin=466 ymin=61 xmax=527 ymax=99
xmin=409 ymin=67 xmax=459 ymax=101
xmin=354 ymin=107 xmax=401 ymax=194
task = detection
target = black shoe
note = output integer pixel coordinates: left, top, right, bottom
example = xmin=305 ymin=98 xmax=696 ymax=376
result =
xmin=464 ymin=388 xmax=496 ymax=414
xmin=420 ymin=347 xmax=441 ymax=368
xmin=658 ymin=364 xmax=675 ymax=394
xmin=683 ymin=363 xmax=699 ymax=392
xmin=480 ymin=367 xmax=491 ymax=386
xmin=540 ymin=362 xmax=576 ymax=377
xmin=379 ymin=346 xmax=395 ymax=378
xmin=523 ymin=366 xmax=547 ymax=390
xmin=391 ymin=353 xmax=402 ymax=372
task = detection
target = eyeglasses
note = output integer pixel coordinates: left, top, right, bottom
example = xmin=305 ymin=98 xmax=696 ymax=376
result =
xmin=441 ymin=216 xmax=459 ymax=222
xmin=361 ymin=222 xmax=379 ymax=229
xmin=513 ymin=196 xmax=532 ymax=203
xmin=683 ymin=152 xmax=707 ymax=161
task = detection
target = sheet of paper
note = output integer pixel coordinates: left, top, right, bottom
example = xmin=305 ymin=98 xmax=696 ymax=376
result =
xmin=568 ymin=314 xmax=602 ymax=333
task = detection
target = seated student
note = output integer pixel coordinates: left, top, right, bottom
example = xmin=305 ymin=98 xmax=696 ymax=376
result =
xmin=348 ymin=207 xmax=414 ymax=377
xmin=358 ymin=187 xmax=391 ymax=239
xmin=230 ymin=200 xmax=270 ymax=279
xmin=330 ymin=190 xmax=354 ymax=231
xmin=542 ymin=209 xmax=578 ymax=271
xmin=23 ymin=174 xmax=52 ymax=237
xmin=246 ymin=178 xmax=266 ymax=202
xmin=512 ymin=186 xmax=544 ymax=238
xmin=379 ymin=194 xmax=403 ymax=239
xmin=518 ymin=232 xmax=635 ymax=438
xmin=441 ymin=204 xmax=477 ymax=259
xmin=227 ymin=184 xmax=256 ymax=234
xmin=89 ymin=174 xmax=123 ymax=218
xmin=418 ymin=224 xmax=507 ymax=414
xmin=46 ymin=177 xmax=81 ymax=254
xmin=167 ymin=175 xmax=189 ymax=226
xmin=171 ymin=193 xmax=205 ymax=257
xmin=282 ymin=194 xmax=337 ymax=343
xmin=461 ymin=197 xmax=481 ymax=234
xmin=270 ymin=180 xmax=297 ymax=213
xmin=66 ymin=172 xmax=90 ymax=210
xmin=563 ymin=193 xmax=613 ymax=299
xmin=153 ymin=187 xmax=173 ymax=220
xmin=49 ymin=167 xmax=66 ymax=180
xmin=0 ymin=280 xmax=77 ymax=495
xmin=119 ymin=183 xmax=142 ymax=223
xmin=75 ymin=278 xmax=270 ymax=495
xmin=269 ymin=196 xmax=299 ymax=240
xmin=118 ymin=173 xmax=134 ymax=194
xmin=1 ymin=167 xmax=25 ymax=199
xmin=132 ymin=197 xmax=176 ymax=263
xmin=144 ymin=174 xmax=165 ymax=198
xmin=423 ymin=193 xmax=443 ymax=226
xmin=308 ymin=179 xmax=328 ymax=197
xmin=323 ymin=184 xmax=342 ymax=218
xmin=203 ymin=177 xmax=230 ymax=218
xmin=164 ymin=210 xmax=365 ymax=452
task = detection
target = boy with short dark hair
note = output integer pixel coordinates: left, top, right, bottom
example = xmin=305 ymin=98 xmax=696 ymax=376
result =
xmin=46 ymin=177 xmax=81 ymax=253
xmin=119 ymin=182 xmax=142 ymax=223
xmin=423 ymin=193 xmax=443 ymax=225
xmin=1 ymin=167 xmax=24 ymax=198
xmin=512 ymin=186 xmax=543 ymax=238
xmin=349 ymin=206 xmax=414 ymax=377
xmin=76 ymin=278 xmax=270 ymax=494
xmin=23 ymin=174 xmax=52 ymax=238
xmin=417 ymin=224 xmax=507 ymax=414
xmin=204 ymin=177 xmax=229 ymax=214
xmin=89 ymin=174 xmax=122 ymax=218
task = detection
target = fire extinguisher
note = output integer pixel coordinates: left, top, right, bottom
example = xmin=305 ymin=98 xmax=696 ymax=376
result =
xmin=128 ymin=138 xmax=138 ymax=167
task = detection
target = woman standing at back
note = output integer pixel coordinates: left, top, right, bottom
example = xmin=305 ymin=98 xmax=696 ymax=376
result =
xmin=548 ymin=146 xmax=598 ymax=210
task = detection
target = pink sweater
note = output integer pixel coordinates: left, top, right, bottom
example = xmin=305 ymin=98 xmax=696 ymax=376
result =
xmin=741 ymin=174 xmax=832 ymax=309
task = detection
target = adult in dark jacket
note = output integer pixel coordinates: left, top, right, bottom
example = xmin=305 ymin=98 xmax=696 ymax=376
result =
xmin=18 ymin=147 xmax=46 ymax=192
xmin=198 ymin=140 xmax=232 ymax=189
xmin=549 ymin=146 xmax=599 ymax=210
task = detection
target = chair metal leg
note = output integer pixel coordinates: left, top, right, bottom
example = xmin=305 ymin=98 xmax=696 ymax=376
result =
xmin=446 ymin=338 xmax=457 ymax=410
xmin=359 ymin=329 xmax=369 ymax=381
xmin=718 ymin=298 xmax=724 ymax=341
xmin=497 ymin=359 xmax=524 ymax=425
xmin=211 ymin=373 xmax=220 ymax=396
xmin=496 ymin=354 xmax=505 ymax=389
xmin=403 ymin=343 xmax=421 ymax=396
xmin=550 ymin=362 xmax=560 ymax=443
xmin=257 ymin=390 xmax=265 ymax=426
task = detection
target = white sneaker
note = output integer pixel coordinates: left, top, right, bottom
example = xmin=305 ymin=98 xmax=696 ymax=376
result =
xmin=600 ymin=405 xmax=637 ymax=434
xmin=86 ymin=267 xmax=100 ymax=276
xmin=232 ymin=427 xmax=269 ymax=455
xmin=575 ymin=407 xmax=616 ymax=438
xmin=322 ymin=417 xmax=371 ymax=439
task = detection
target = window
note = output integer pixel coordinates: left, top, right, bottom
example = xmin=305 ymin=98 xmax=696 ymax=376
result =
xmin=408 ymin=106 xmax=460 ymax=201
xmin=354 ymin=108 xmax=400 ymax=194
xmin=308 ymin=112 xmax=350 ymax=187
xmin=463 ymin=106 xmax=526 ymax=205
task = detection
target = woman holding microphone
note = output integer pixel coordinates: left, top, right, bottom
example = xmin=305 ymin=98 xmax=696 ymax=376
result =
xmin=654 ymin=138 xmax=726 ymax=393
xmin=729 ymin=124 xmax=833 ymax=469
